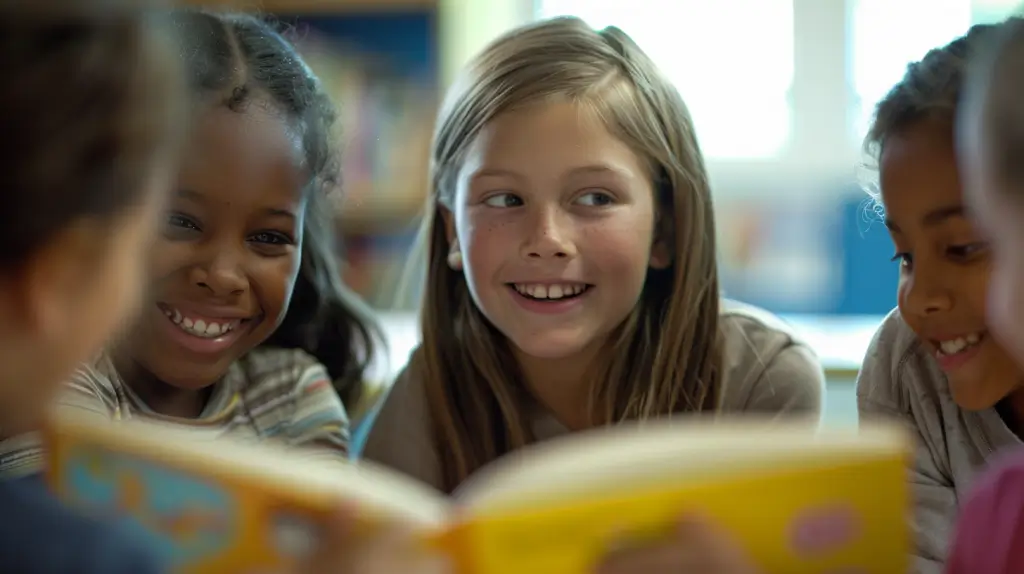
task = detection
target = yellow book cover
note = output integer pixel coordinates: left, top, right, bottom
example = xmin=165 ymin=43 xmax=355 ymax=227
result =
xmin=41 ymin=411 xmax=911 ymax=574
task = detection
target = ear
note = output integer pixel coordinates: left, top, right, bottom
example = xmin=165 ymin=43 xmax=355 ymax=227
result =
xmin=440 ymin=207 xmax=463 ymax=271
xmin=649 ymin=213 xmax=673 ymax=270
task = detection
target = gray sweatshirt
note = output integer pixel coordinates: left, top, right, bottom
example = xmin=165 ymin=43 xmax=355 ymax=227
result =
xmin=364 ymin=299 xmax=826 ymax=491
xmin=856 ymin=308 xmax=1021 ymax=574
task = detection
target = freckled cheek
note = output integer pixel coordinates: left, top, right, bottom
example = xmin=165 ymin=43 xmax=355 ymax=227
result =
xmin=462 ymin=219 xmax=515 ymax=275
xmin=582 ymin=225 xmax=654 ymax=276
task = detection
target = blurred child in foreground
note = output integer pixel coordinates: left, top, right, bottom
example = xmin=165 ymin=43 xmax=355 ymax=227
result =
xmin=0 ymin=4 xmax=440 ymax=573
xmin=946 ymin=15 xmax=1024 ymax=574
xmin=853 ymin=22 xmax=1024 ymax=573
xmin=0 ymin=2 xmax=182 ymax=571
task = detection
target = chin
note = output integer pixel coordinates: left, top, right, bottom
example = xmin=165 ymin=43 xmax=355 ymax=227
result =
xmin=509 ymin=334 xmax=595 ymax=361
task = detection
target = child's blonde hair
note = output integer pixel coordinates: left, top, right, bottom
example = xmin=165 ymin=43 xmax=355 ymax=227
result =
xmin=413 ymin=16 xmax=722 ymax=492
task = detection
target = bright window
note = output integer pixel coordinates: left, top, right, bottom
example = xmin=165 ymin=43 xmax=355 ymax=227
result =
xmin=850 ymin=0 xmax=972 ymax=144
xmin=537 ymin=0 xmax=795 ymax=160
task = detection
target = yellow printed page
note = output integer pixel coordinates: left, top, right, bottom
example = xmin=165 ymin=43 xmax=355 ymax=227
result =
xmin=43 ymin=412 xmax=448 ymax=573
xmin=457 ymin=456 xmax=908 ymax=574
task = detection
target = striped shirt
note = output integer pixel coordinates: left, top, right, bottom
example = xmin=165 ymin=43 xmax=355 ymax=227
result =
xmin=0 ymin=347 xmax=350 ymax=477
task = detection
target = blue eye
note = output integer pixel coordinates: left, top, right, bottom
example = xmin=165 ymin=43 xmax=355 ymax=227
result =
xmin=576 ymin=191 xmax=614 ymax=207
xmin=484 ymin=193 xmax=524 ymax=208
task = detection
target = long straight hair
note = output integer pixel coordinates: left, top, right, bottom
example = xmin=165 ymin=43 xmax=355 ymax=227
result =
xmin=413 ymin=17 xmax=723 ymax=493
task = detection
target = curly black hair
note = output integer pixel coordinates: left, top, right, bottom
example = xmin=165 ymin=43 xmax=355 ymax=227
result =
xmin=865 ymin=22 xmax=1001 ymax=160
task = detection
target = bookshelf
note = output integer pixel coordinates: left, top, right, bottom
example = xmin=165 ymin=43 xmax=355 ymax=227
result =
xmin=181 ymin=0 xmax=436 ymax=12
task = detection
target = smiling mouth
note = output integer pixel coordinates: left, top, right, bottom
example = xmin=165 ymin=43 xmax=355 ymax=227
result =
xmin=509 ymin=282 xmax=593 ymax=301
xmin=932 ymin=332 xmax=985 ymax=357
xmin=157 ymin=303 xmax=248 ymax=339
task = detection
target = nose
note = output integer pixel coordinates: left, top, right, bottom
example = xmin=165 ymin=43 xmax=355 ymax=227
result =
xmin=901 ymin=261 xmax=953 ymax=317
xmin=189 ymin=246 xmax=247 ymax=298
xmin=520 ymin=205 xmax=577 ymax=260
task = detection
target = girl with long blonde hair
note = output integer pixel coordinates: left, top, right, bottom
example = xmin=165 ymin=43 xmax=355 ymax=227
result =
xmin=364 ymin=16 xmax=824 ymax=572
xmin=366 ymin=14 xmax=823 ymax=492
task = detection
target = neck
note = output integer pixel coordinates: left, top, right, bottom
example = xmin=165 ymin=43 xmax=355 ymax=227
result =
xmin=514 ymin=340 xmax=605 ymax=431
xmin=111 ymin=350 xmax=211 ymax=419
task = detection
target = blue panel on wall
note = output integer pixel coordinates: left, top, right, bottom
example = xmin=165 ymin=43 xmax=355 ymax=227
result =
xmin=835 ymin=191 xmax=898 ymax=315
xmin=289 ymin=13 xmax=437 ymax=82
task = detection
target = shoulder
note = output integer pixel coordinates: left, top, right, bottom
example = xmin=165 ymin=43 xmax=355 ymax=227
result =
xmin=57 ymin=354 xmax=122 ymax=417
xmin=948 ymin=449 xmax=1024 ymax=572
xmin=365 ymin=357 xmax=431 ymax=438
xmin=240 ymin=347 xmax=325 ymax=380
xmin=0 ymin=478 xmax=165 ymax=573
xmin=237 ymin=347 xmax=346 ymax=429
xmin=856 ymin=307 xmax=947 ymax=413
xmin=719 ymin=299 xmax=808 ymax=349
xmin=237 ymin=347 xmax=332 ymax=399
xmin=717 ymin=299 xmax=824 ymax=417
xmin=361 ymin=351 xmax=443 ymax=489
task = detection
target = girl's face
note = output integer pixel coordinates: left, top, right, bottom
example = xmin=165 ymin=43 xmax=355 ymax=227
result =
xmin=446 ymin=100 xmax=669 ymax=370
xmin=961 ymin=108 xmax=1024 ymax=370
xmin=120 ymin=102 xmax=307 ymax=396
xmin=881 ymin=118 xmax=1022 ymax=410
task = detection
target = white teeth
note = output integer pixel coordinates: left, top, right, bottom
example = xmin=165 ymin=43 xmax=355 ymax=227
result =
xmin=936 ymin=333 xmax=984 ymax=357
xmin=512 ymin=283 xmax=588 ymax=300
xmin=162 ymin=306 xmax=240 ymax=339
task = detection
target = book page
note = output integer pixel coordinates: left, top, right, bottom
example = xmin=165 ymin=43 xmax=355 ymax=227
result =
xmin=47 ymin=412 xmax=450 ymax=527
xmin=453 ymin=417 xmax=907 ymax=516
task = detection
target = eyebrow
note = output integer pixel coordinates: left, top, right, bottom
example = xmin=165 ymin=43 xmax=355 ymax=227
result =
xmin=175 ymin=188 xmax=296 ymax=220
xmin=884 ymin=204 xmax=965 ymax=232
xmin=471 ymin=164 xmax=628 ymax=181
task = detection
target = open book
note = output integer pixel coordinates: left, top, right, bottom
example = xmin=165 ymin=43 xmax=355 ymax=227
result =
xmin=42 ymin=411 xmax=911 ymax=574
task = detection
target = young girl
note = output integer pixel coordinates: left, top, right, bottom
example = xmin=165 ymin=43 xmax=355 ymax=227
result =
xmin=945 ymin=16 xmax=1024 ymax=573
xmin=364 ymin=16 xmax=822 ymax=571
xmin=854 ymin=22 xmax=1024 ymax=574
xmin=0 ymin=9 xmax=383 ymax=476
xmin=0 ymin=2 xmax=181 ymax=571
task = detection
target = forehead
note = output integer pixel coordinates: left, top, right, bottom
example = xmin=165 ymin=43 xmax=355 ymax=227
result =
xmin=462 ymin=100 xmax=649 ymax=180
xmin=178 ymin=103 xmax=307 ymax=204
xmin=879 ymin=119 xmax=963 ymax=220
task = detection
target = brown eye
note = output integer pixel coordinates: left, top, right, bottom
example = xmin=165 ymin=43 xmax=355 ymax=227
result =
xmin=248 ymin=231 xmax=293 ymax=245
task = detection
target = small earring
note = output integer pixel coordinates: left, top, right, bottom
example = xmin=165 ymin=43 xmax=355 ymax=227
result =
xmin=447 ymin=250 xmax=463 ymax=270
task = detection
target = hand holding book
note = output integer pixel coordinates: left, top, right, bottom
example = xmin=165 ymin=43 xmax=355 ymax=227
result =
xmin=596 ymin=515 xmax=759 ymax=574
xmin=260 ymin=506 xmax=451 ymax=574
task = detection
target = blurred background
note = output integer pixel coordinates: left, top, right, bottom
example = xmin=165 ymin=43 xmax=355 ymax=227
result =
xmin=187 ymin=0 xmax=1023 ymax=428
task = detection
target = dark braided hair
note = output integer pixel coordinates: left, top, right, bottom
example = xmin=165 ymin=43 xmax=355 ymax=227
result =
xmin=170 ymin=9 xmax=383 ymax=408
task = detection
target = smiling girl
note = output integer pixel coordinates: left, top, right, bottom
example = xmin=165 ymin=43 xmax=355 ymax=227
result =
xmin=363 ymin=16 xmax=823 ymax=573
xmin=854 ymin=23 xmax=1024 ymax=574
xmin=0 ymin=9 xmax=382 ymax=476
